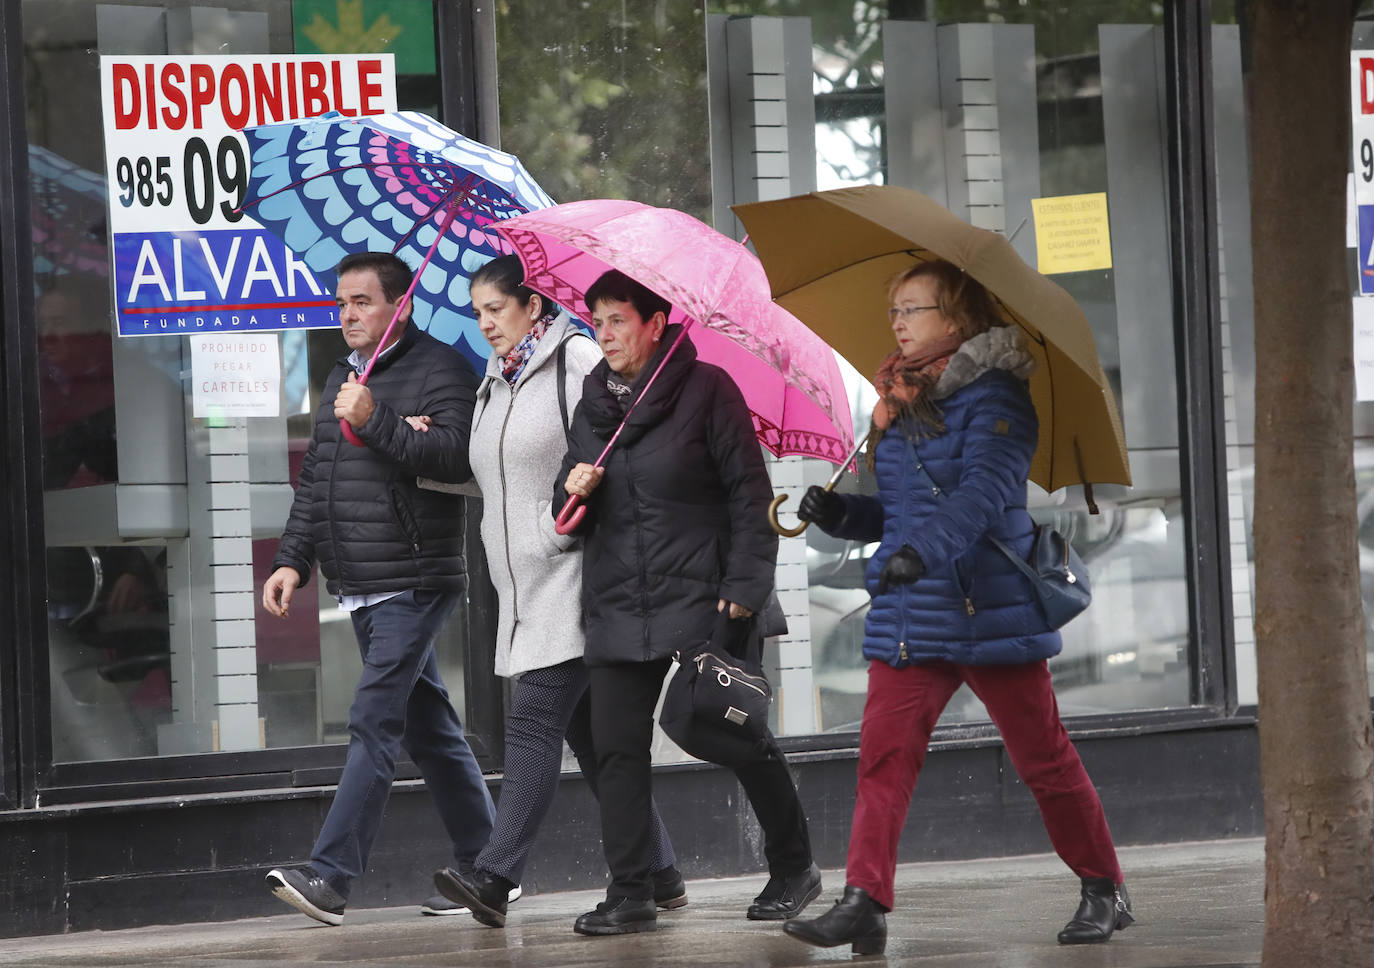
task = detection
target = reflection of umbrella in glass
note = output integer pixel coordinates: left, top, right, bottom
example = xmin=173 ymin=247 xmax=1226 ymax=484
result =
xmin=734 ymin=185 xmax=1131 ymax=494
xmin=493 ymin=199 xmax=855 ymax=534
xmin=241 ymin=109 xmax=554 ymax=363
xmin=28 ymin=145 xmax=109 ymax=279
xmin=241 ymin=110 xmax=553 ymax=444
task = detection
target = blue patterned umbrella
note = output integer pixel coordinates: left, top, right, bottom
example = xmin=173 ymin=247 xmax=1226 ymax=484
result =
xmin=241 ymin=110 xmax=554 ymax=366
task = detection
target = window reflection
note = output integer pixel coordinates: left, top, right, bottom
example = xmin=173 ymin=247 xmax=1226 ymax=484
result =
xmin=29 ymin=0 xmax=456 ymax=763
xmin=710 ymin=2 xmax=1192 ymax=733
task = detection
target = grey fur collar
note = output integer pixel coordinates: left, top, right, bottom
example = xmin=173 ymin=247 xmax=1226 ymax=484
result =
xmin=932 ymin=326 xmax=1036 ymax=400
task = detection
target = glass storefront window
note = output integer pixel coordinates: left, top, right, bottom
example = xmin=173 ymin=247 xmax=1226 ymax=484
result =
xmin=493 ymin=2 xmax=712 ymax=218
xmin=708 ymin=2 xmax=1191 ymax=732
xmin=490 ymin=1 xmax=1196 ymax=764
xmin=25 ymin=0 xmax=462 ymax=763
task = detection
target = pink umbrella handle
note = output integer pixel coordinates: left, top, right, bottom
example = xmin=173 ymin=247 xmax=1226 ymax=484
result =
xmin=554 ymin=495 xmax=585 ymax=535
xmin=551 ymin=323 xmax=696 ymax=531
xmin=338 ymin=203 xmax=463 ymax=448
xmin=340 ymin=419 xmax=364 ymax=446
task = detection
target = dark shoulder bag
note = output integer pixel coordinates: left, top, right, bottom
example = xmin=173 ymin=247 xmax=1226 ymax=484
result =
xmin=659 ymin=611 xmax=773 ymax=767
xmin=908 ymin=441 xmax=1091 ymax=629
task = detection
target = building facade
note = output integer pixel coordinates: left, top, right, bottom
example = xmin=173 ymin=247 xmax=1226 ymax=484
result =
xmin=0 ymin=0 xmax=1365 ymax=937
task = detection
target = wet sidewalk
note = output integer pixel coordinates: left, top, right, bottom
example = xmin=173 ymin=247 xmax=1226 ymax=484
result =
xmin=0 ymin=837 xmax=1263 ymax=967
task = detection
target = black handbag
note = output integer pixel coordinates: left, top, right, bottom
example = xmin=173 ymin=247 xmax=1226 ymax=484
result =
xmin=908 ymin=442 xmax=1091 ymax=630
xmin=659 ymin=611 xmax=773 ymax=767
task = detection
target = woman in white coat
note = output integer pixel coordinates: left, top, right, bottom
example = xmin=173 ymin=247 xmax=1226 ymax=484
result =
xmin=426 ymin=255 xmax=683 ymax=928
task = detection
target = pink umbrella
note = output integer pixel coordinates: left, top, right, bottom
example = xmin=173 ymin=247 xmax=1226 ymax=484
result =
xmin=493 ymin=199 xmax=855 ymax=534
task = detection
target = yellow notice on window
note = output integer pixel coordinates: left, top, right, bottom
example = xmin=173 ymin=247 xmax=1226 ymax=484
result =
xmin=1030 ymin=193 xmax=1113 ymax=274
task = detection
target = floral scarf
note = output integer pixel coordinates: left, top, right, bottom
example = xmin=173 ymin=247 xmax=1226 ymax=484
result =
xmin=864 ymin=333 xmax=965 ymax=468
xmin=499 ymin=310 xmax=557 ymax=386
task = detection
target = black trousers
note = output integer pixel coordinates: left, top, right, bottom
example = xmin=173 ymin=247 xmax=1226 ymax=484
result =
xmin=474 ymin=659 xmax=676 ymax=884
xmin=588 ymin=657 xmax=813 ymax=900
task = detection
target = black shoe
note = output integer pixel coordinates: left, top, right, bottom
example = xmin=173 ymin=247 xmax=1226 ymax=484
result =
xmin=573 ymin=896 xmax=657 ymax=936
xmin=747 ymin=861 xmax=823 ymax=920
xmin=652 ymin=865 xmax=688 ymax=910
xmin=265 ymin=867 xmax=347 ymax=926
xmin=421 ymin=883 xmax=521 ymax=916
xmin=1057 ymin=878 xmax=1135 ymax=944
xmin=433 ymin=866 xmax=516 ymax=928
xmin=783 ymin=884 xmax=887 ymax=955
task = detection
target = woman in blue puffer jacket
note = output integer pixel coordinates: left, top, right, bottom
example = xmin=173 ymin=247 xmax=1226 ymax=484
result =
xmin=782 ymin=260 xmax=1132 ymax=956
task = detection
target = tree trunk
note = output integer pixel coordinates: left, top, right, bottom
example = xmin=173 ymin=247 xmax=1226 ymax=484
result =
xmin=1249 ymin=2 xmax=1374 ymax=965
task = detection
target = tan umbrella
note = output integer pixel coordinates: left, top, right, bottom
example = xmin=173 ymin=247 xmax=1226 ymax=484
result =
xmin=733 ymin=185 xmax=1131 ymax=492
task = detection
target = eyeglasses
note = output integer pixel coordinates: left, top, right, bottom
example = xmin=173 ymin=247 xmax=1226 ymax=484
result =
xmin=888 ymin=304 xmax=939 ymax=323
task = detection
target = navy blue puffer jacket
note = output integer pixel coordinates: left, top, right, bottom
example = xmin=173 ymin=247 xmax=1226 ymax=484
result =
xmin=829 ymin=365 xmax=1060 ymax=667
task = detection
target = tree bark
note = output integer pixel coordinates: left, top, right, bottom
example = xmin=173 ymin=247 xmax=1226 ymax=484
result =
xmin=1249 ymin=2 xmax=1374 ymax=965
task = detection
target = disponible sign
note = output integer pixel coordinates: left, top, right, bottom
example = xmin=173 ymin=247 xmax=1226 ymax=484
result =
xmin=99 ymin=55 xmax=397 ymax=337
xmin=191 ymin=335 xmax=281 ymax=418
xmin=1353 ymin=53 xmax=1374 ymax=294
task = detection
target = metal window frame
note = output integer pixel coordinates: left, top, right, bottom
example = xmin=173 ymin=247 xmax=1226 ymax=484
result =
xmin=0 ymin=0 xmax=49 ymax=810
xmin=1164 ymin=0 xmax=1237 ymax=714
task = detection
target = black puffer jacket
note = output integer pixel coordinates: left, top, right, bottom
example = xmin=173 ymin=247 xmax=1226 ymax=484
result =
xmin=273 ymin=323 xmax=479 ymax=597
xmin=555 ymin=329 xmax=777 ymax=665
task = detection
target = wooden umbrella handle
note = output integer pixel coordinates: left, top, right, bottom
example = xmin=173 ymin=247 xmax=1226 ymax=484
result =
xmin=768 ymin=492 xmax=811 ymax=538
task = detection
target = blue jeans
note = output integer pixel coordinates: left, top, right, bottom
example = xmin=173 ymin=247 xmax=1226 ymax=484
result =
xmin=311 ymin=589 xmax=494 ymax=897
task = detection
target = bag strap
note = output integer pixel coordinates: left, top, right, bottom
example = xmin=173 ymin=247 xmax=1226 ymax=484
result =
xmin=905 ymin=439 xmax=1032 ymax=580
xmin=556 ymin=330 xmax=596 ymax=434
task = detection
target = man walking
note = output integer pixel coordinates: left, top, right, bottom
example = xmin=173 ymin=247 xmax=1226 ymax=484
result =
xmin=262 ymin=252 xmax=493 ymax=925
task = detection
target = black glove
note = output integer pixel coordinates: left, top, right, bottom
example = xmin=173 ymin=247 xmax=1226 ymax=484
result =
xmin=878 ymin=545 xmax=926 ymax=594
xmin=798 ymin=485 xmax=844 ymax=533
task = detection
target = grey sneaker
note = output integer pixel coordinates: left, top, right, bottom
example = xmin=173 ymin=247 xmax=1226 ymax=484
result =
xmin=420 ymin=884 xmax=522 ymax=916
xmin=266 ymin=867 xmax=346 ymax=926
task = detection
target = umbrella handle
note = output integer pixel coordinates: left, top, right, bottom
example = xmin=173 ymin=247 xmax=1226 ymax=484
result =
xmin=338 ymin=202 xmax=464 ymax=451
xmin=554 ymin=494 xmax=585 ymax=535
xmin=768 ymin=436 xmax=865 ymax=537
xmin=340 ymin=419 xmax=364 ymax=447
xmin=339 ymin=367 xmax=371 ymax=448
xmin=767 ymin=494 xmax=811 ymax=538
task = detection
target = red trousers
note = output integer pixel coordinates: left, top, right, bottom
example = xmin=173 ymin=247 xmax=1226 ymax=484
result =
xmin=846 ymin=659 xmax=1123 ymax=911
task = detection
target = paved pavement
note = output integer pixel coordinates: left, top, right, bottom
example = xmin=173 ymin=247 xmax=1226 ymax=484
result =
xmin=0 ymin=838 xmax=1263 ymax=967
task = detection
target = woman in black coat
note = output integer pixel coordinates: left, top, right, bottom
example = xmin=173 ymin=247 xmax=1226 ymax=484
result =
xmin=557 ymin=270 xmax=820 ymax=937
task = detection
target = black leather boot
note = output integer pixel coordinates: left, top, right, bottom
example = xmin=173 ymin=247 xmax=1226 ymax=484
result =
xmin=1057 ymin=877 xmax=1134 ymax=944
xmin=782 ymin=884 xmax=887 ymax=955
xmin=573 ymin=895 xmax=657 ymax=936
xmin=433 ymin=866 xmax=515 ymax=928
xmin=747 ymin=862 xmax=823 ymax=920
xmin=652 ymin=865 xmax=689 ymax=910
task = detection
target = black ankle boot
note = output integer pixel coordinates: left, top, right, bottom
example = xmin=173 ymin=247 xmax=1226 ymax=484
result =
xmin=1057 ymin=877 xmax=1134 ymax=944
xmin=651 ymin=865 xmax=688 ymax=910
xmin=782 ymin=884 xmax=887 ymax=955
xmin=747 ymin=862 xmax=822 ymax=920
xmin=433 ymin=866 xmax=515 ymax=928
xmin=573 ymin=895 xmax=657 ymax=936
